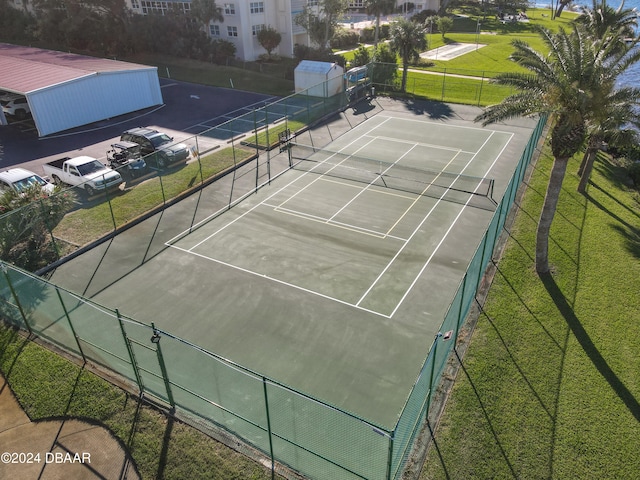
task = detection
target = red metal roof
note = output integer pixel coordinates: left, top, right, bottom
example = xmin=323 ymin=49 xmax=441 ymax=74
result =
xmin=0 ymin=43 xmax=154 ymax=94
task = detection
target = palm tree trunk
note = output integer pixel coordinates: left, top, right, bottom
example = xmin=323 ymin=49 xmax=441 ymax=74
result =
xmin=536 ymin=156 xmax=569 ymax=274
xmin=401 ymin=63 xmax=408 ymax=92
xmin=577 ymin=150 xmax=588 ymax=177
xmin=375 ymin=14 xmax=380 ymax=47
xmin=578 ymin=147 xmax=598 ymax=194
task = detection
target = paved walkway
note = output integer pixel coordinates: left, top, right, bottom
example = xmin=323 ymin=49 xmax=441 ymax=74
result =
xmin=0 ymin=373 xmax=139 ymax=480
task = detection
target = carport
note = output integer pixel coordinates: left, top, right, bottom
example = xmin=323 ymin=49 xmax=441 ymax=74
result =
xmin=0 ymin=43 xmax=163 ymax=137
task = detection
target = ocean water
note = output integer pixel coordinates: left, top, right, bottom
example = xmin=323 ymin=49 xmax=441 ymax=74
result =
xmin=537 ymin=0 xmax=640 ymax=87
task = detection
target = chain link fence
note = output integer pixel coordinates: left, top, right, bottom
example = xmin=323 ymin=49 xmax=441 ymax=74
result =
xmin=0 ymin=68 xmax=547 ymax=479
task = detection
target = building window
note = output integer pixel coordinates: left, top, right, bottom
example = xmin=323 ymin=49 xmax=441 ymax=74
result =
xmin=348 ymin=1 xmax=364 ymax=7
xmin=250 ymin=1 xmax=264 ymax=13
xmin=308 ymin=0 xmax=318 ymax=6
xmin=131 ymin=0 xmax=140 ymax=8
xmin=227 ymin=26 xmax=238 ymax=37
xmin=252 ymin=24 xmax=265 ymax=36
xmin=209 ymin=24 xmax=220 ymax=36
xmin=141 ymin=0 xmax=190 ymax=15
xmin=224 ymin=3 xmax=235 ymax=14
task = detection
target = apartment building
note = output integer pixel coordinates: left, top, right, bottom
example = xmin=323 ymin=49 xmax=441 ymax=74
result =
xmin=127 ymin=0 xmax=310 ymax=61
xmin=128 ymin=1 xmax=441 ymax=61
xmin=6 ymin=0 xmax=440 ymax=61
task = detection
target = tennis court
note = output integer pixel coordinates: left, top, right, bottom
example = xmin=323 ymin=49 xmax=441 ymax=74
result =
xmin=195 ymin=95 xmax=337 ymax=142
xmin=59 ymin=108 xmax=529 ymax=429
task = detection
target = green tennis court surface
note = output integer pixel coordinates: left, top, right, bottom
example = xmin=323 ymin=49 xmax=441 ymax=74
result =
xmin=50 ymin=106 xmax=537 ymax=429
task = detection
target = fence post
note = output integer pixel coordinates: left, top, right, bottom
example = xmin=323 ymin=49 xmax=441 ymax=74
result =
xmin=454 ymin=275 xmax=467 ymax=348
xmin=265 ymin=103 xmax=272 ymax=171
xmin=55 ymin=289 xmax=86 ymax=363
xmin=1 ymin=264 xmax=32 ymax=335
xmin=158 ymin=172 xmax=167 ymax=206
xmin=117 ymin=309 xmax=144 ymax=395
xmin=426 ymin=335 xmax=441 ymax=413
xmin=476 ymin=233 xmax=491 ymax=292
xmin=262 ymin=377 xmax=276 ymax=480
xmin=38 ymin=197 xmax=60 ymax=260
xmin=104 ymin=175 xmax=117 ymax=232
xmin=477 ymin=72 xmax=485 ymax=107
xmin=386 ymin=430 xmax=395 ymax=480
xmin=151 ymin=323 xmax=175 ymax=410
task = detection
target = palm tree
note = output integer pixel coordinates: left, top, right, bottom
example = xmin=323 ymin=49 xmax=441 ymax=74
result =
xmin=573 ymin=0 xmax=640 ymax=192
xmin=575 ymin=0 xmax=638 ymax=43
xmin=475 ymin=25 xmax=635 ymax=274
xmin=189 ymin=0 xmax=224 ymax=32
xmin=365 ymin=0 xmax=396 ymax=48
xmin=389 ymin=19 xmax=427 ymax=93
xmin=577 ymin=92 xmax=640 ymax=194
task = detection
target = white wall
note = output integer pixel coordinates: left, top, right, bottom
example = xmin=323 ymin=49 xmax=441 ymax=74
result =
xmin=28 ymin=69 xmax=162 ymax=136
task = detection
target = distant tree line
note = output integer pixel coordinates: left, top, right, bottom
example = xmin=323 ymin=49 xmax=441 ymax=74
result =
xmin=0 ymin=0 xmax=236 ymax=62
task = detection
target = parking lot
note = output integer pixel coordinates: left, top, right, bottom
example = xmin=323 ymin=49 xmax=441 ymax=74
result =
xmin=0 ymin=78 xmax=278 ymax=178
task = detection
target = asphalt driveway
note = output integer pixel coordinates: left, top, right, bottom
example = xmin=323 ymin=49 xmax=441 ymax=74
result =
xmin=0 ymin=78 xmax=278 ymax=176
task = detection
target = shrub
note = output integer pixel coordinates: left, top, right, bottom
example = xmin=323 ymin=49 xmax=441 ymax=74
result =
xmin=210 ymin=39 xmax=236 ymax=64
xmin=330 ymin=27 xmax=360 ymax=49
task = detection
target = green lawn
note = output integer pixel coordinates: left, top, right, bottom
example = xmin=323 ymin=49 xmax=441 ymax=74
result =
xmin=53 ymin=146 xmax=257 ymax=246
xmin=0 ymin=330 xmax=279 ymax=479
xmin=420 ymin=146 xmax=640 ymax=478
xmin=123 ymin=53 xmax=295 ymax=96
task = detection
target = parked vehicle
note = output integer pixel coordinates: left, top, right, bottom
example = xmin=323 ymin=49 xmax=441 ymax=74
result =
xmin=120 ymin=127 xmax=191 ymax=169
xmin=107 ymin=141 xmax=147 ymax=179
xmin=0 ymin=168 xmax=55 ymax=196
xmin=42 ymin=156 xmax=122 ymax=197
xmin=0 ymin=93 xmax=30 ymax=120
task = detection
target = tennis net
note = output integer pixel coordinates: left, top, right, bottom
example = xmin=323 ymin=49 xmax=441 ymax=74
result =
xmin=288 ymin=143 xmax=497 ymax=209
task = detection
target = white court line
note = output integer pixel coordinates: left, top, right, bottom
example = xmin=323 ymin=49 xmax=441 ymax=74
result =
xmin=384 ymin=149 xmax=465 ymax=237
xmin=264 ymin=202 xmax=409 ymax=241
xmin=327 ymin=143 xmax=418 ymax=223
xmin=168 ymin=121 xmax=512 ymax=318
xmin=355 ymin=139 xmax=479 ymax=308
xmin=169 ymin=244 xmax=391 ymax=318
xmin=363 ymin=134 xmax=477 ymax=155
xmin=376 ymin=113 xmax=514 ymax=135
xmin=175 ymin=117 xmax=393 ymax=251
xmin=386 ymin=130 xmax=513 ymax=318
xmin=272 ymin=119 xmax=394 ymax=210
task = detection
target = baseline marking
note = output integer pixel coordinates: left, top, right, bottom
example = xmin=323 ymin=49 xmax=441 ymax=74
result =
xmin=167 ymin=121 xmax=513 ymax=318
xmin=169 ymin=244 xmax=392 ymax=318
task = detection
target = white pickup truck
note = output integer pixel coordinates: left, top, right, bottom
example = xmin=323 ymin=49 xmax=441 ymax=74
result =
xmin=43 ymin=156 xmax=123 ymax=196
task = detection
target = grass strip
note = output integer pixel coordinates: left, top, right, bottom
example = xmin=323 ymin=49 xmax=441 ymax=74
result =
xmin=0 ymin=328 xmax=279 ymax=480
xmin=122 ymin=53 xmax=295 ymax=97
xmin=420 ymin=140 xmax=640 ymax=478
xmin=53 ymin=146 xmax=255 ymax=246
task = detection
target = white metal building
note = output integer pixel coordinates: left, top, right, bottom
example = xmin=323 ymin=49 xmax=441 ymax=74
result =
xmin=0 ymin=43 xmax=163 ymax=137
xmin=294 ymin=61 xmax=344 ymax=97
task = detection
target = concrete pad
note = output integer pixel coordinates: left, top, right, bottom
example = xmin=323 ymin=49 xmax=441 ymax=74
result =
xmin=420 ymin=42 xmax=486 ymax=61
xmin=0 ymin=374 xmax=139 ymax=480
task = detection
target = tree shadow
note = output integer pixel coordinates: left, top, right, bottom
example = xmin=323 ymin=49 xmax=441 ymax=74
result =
xmin=397 ymin=98 xmax=454 ymax=119
xmin=156 ymin=415 xmax=174 ymax=479
xmin=585 ymin=191 xmax=640 ymax=259
xmin=611 ymin=224 xmax=640 ymax=259
xmin=453 ymin=349 xmax=519 ymax=477
xmin=593 ymin=154 xmax=635 ymax=192
xmin=588 ymin=181 xmax=640 ymax=222
xmin=425 ymin=419 xmax=451 ymax=479
xmin=540 ymin=273 xmax=640 ymax=422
